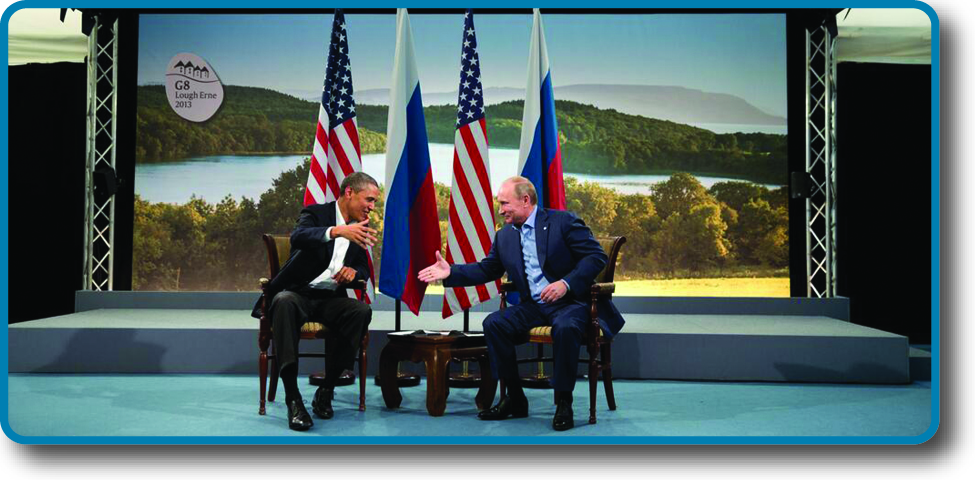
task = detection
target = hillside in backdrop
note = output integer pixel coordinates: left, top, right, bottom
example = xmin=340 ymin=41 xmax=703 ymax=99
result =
xmin=137 ymin=85 xmax=787 ymax=184
xmin=338 ymin=84 xmax=786 ymax=126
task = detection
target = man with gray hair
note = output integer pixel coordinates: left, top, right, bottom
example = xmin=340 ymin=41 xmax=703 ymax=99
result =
xmin=252 ymin=171 xmax=380 ymax=431
xmin=419 ymin=176 xmax=624 ymax=431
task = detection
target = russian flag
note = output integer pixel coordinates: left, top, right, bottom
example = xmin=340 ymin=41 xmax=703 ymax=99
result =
xmin=517 ymin=8 xmax=566 ymax=210
xmin=379 ymin=9 xmax=442 ymax=315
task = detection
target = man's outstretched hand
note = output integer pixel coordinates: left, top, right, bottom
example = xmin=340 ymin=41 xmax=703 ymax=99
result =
xmin=332 ymin=219 xmax=378 ymax=249
xmin=418 ymin=251 xmax=450 ymax=283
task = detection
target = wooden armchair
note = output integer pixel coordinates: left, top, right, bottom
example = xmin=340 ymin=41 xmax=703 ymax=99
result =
xmin=257 ymin=233 xmax=369 ymax=415
xmin=499 ymin=236 xmax=626 ymax=425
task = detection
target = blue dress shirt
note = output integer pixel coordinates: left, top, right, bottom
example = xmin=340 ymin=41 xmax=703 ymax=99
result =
xmin=517 ymin=205 xmax=569 ymax=302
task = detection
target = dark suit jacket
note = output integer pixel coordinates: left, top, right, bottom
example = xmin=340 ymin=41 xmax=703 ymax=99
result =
xmin=251 ymin=202 xmax=370 ymax=319
xmin=443 ymin=208 xmax=625 ymax=337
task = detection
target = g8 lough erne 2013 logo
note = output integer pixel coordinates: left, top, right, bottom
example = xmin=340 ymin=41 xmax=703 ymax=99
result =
xmin=165 ymin=53 xmax=224 ymax=122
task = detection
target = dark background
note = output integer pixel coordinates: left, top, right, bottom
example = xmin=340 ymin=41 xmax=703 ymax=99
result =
xmin=834 ymin=62 xmax=933 ymax=344
xmin=6 ymin=10 xmax=933 ymax=345
xmin=8 ymin=61 xmax=87 ymax=323
xmin=7 ymin=12 xmax=138 ymax=324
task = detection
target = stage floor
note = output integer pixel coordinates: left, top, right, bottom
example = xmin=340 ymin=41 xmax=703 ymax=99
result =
xmin=9 ymin=308 xmax=889 ymax=336
xmin=6 ymin=374 xmax=932 ymax=440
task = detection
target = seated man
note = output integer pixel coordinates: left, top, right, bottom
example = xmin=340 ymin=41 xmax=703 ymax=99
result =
xmin=419 ymin=176 xmax=624 ymax=431
xmin=252 ymin=172 xmax=379 ymax=431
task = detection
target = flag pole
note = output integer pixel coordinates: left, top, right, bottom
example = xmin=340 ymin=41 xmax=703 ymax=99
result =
xmin=442 ymin=8 xmax=496 ymax=388
xmin=518 ymin=8 xmax=566 ymax=389
xmin=304 ymin=9 xmax=372 ymax=389
xmin=449 ymin=308 xmax=481 ymax=388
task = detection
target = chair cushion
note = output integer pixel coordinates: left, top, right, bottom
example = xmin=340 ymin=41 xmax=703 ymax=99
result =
xmin=300 ymin=322 xmax=328 ymax=335
xmin=529 ymin=326 xmax=553 ymax=338
xmin=269 ymin=321 xmax=329 ymax=340
xmin=529 ymin=325 xmax=603 ymax=343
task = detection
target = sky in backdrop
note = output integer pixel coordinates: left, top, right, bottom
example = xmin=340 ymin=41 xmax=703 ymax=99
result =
xmin=137 ymin=12 xmax=787 ymax=117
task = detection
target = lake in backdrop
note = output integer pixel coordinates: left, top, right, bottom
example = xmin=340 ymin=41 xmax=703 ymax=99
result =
xmin=135 ymin=143 xmax=785 ymax=205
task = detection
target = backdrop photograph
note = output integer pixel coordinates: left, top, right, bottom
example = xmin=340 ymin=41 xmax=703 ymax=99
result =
xmin=133 ymin=12 xmax=790 ymax=297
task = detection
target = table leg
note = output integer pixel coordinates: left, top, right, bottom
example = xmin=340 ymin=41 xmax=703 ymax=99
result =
xmin=379 ymin=343 xmax=403 ymax=409
xmin=423 ymin=349 xmax=452 ymax=417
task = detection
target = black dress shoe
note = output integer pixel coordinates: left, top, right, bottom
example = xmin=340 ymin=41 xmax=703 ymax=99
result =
xmin=287 ymin=399 xmax=313 ymax=431
xmin=477 ymin=395 xmax=529 ymax=420
xmin=552 ymin=398 xmax=574 ymax=431
xmin=312 ymin=386 xmax=335 ymax=420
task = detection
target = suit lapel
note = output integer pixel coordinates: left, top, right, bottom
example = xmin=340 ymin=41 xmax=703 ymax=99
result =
xmin=535 ymin=208 xmax=549 ymax=271
xmin=507 ymin=225 xmax=527 ymax=286
xmin=322 ymin=202 xmax=337 ymax=263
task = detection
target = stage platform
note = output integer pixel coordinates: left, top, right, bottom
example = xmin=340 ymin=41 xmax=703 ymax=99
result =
xmin=7 ymin=292 xmax=913 ymax=384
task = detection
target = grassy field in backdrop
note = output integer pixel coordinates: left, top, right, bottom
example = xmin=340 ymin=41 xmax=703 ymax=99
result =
xmin=426 ymin=277 xmax=790 ymax=298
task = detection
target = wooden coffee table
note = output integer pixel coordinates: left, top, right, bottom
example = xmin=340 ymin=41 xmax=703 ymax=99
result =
xmin=379 ymin=332 xmax=496 ymax=416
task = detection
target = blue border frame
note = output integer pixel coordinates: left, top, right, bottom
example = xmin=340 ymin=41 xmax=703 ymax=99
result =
xmin=0 ymin=0 xmax=940 ymax=445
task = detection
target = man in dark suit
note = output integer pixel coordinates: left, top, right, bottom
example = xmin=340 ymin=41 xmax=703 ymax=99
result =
xmin=252 ymin=172 xmax=379 ymax=431
xmin=419 ymin=176 xmax=624 ymax=431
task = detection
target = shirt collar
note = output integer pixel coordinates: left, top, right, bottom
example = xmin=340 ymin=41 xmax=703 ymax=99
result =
xmin=335 ymin=201 xmax=347 ymax=227
xmin=521 ymin=205 xmax=538 ymax=231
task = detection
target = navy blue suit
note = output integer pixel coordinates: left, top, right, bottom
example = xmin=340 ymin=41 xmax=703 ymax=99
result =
xmin=444 ymin=208 xmax=624 ymax=392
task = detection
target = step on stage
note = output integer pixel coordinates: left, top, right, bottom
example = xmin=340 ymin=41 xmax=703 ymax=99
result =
xmin=9 ymin=292 xmax=914 ymax=384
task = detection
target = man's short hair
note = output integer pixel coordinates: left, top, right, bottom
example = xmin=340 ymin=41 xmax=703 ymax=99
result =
xmin=340 ymin=171 xmax=379 ymax=195
xmin=506 ymin=176 xmax=538 ymax=205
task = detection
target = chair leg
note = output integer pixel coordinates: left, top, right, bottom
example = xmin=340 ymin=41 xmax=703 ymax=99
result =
xmin=602 ymin=343 xmax=617 ymax=411
xmin=267 ymin=346 xmax=279 ymax=403
xmin=358 ymin=336 xmax=368 ymax=412
xmin=588 ymin=347 xmax=598 ymax=425
xmin=259 ymin=350 xmax=268 ymax=415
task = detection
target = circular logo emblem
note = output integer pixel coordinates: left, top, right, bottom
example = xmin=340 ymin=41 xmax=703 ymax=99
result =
xmin=165 ymin=53 xmax=224 ymax=122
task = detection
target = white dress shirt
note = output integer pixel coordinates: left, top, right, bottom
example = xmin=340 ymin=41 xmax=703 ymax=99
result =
xmin=307 ymin=202 xmax=350 ymax=290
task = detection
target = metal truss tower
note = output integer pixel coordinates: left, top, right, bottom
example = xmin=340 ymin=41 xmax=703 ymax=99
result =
xmin=805 ymin=19 xmax=839 ymax=298
xmin=83 ymin=14 xmax=119 ymax=291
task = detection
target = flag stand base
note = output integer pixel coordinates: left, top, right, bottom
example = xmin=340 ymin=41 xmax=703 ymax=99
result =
xmin=374 ymin=298 xmax=421 ymax=387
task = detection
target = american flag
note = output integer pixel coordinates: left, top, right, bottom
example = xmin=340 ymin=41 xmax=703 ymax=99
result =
xmin=303 ymin=10 xmax=375 ymax=303
xmin=442 ymin=10 xmax=500 ymax=318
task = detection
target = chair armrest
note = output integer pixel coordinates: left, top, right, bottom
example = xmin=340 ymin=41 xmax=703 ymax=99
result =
xmin=259 ymin=278 xmax=366 ymax=295
xmin=498 ymin=281 xmax=517 ymax=310
xmin=591 ymin=282 xmax=615 ymax=297
xmin=261 ymin=278 xmax=365 ymax=290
